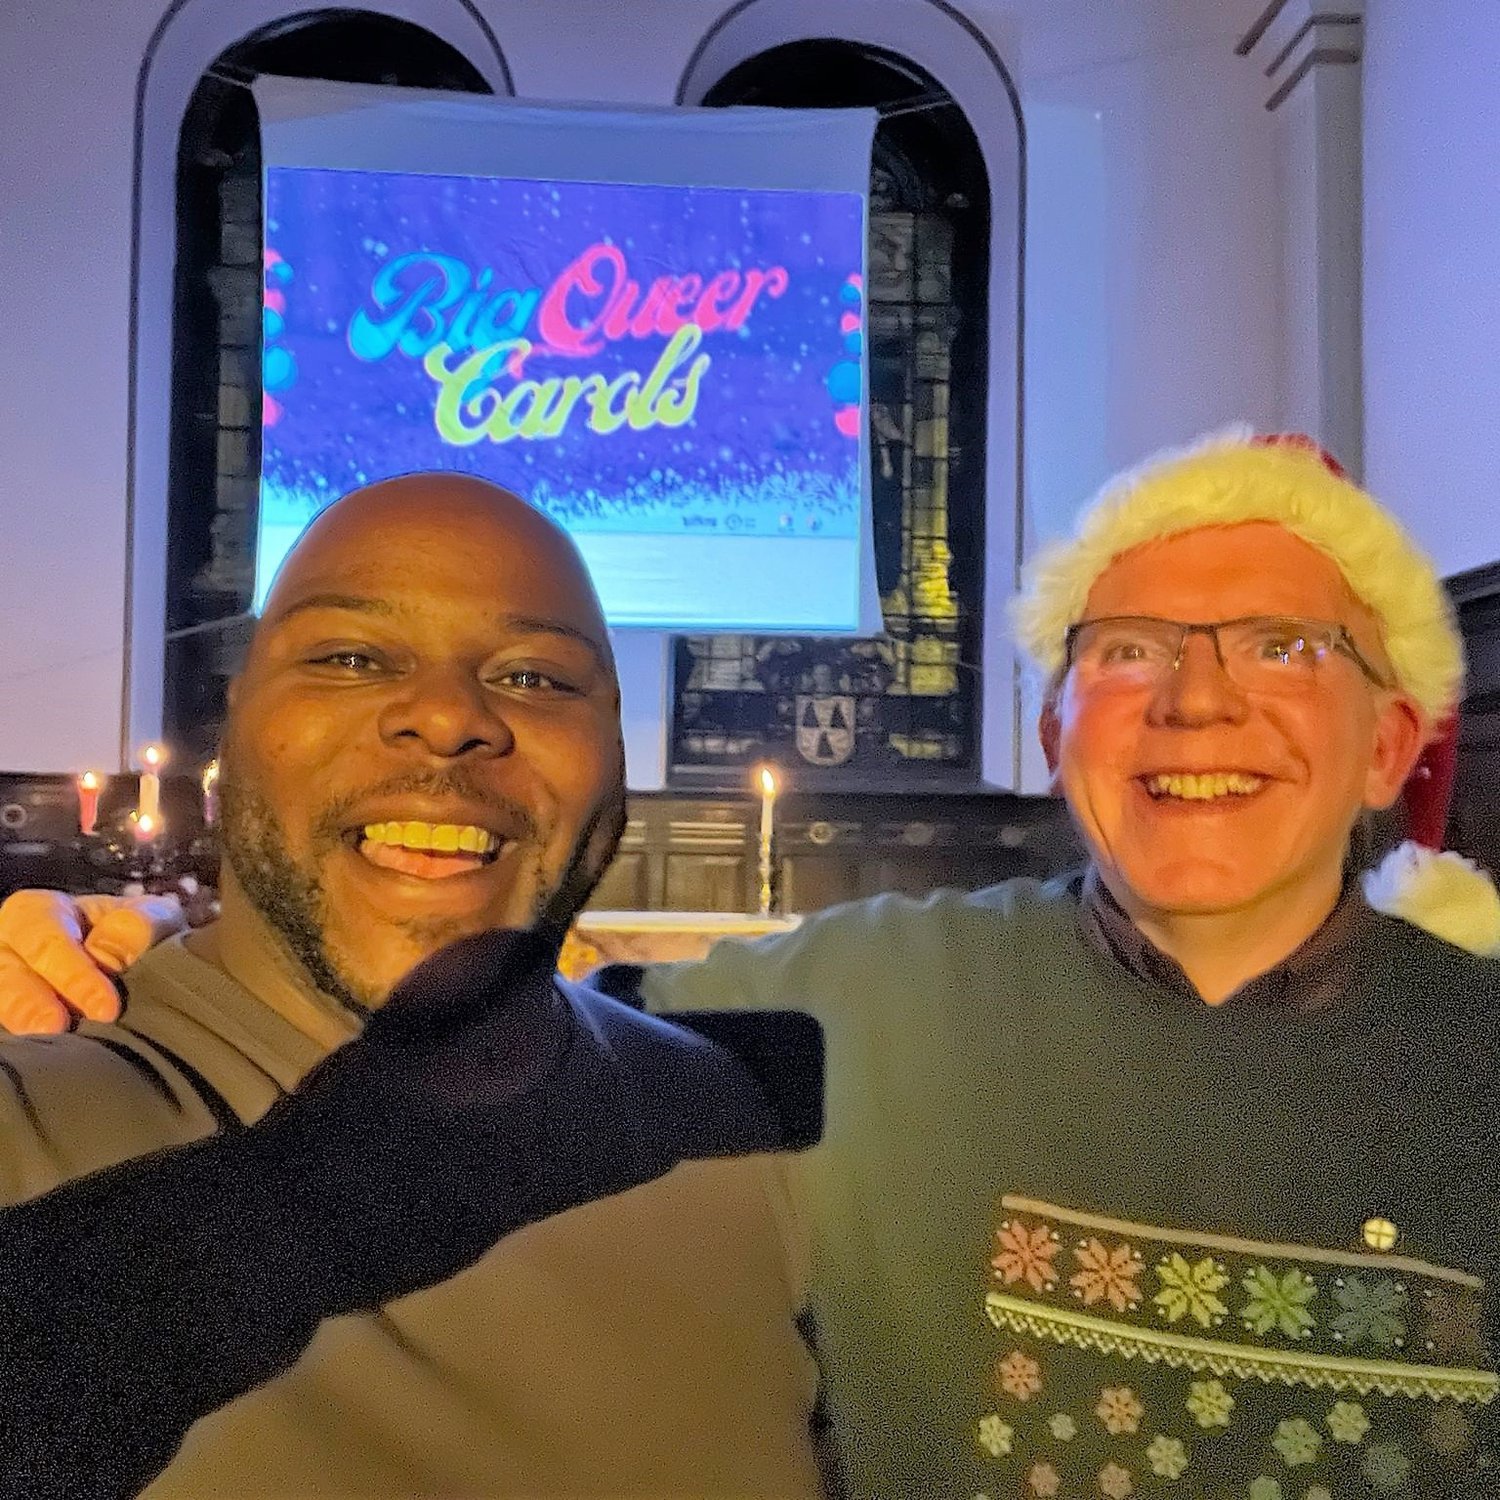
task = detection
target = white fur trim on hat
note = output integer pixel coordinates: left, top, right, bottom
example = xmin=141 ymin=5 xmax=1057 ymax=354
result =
xmin=1362 ymin=841 xmax=1500 ymax=957
xmin=1011 ymin=427 xmax=1464 ymax=728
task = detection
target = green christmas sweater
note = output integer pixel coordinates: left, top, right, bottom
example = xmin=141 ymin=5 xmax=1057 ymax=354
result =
xmin=634 ymin=876 xmax=1500 ymax=1499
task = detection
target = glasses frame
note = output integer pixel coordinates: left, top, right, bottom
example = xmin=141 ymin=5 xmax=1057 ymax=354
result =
xmin=1061 ymin=615 xmax=1391 ymax=690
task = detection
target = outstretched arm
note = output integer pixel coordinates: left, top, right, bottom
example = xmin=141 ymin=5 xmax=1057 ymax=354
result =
xmin=0 ymin=927 xmax=822 ymax=1499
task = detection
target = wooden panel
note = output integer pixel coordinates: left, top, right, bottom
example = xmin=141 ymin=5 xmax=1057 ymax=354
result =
xmin=577 ymin=790 xmax=1082 ymax=918
xmin=1 ymin=785 xmax=1083 ymax=915
xmin=664 ymin=853 xmax=748 ymax=914
xmin=780 ymin=854 xmax=864 ymax=913
xmin=1450 ymin=746 xmax=1499 ymax=875
xmin=589 ymin=851 xmax=648 ymax=912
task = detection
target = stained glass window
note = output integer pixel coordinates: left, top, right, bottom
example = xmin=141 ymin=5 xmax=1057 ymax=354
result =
xmin=671 ymin=42 xmax=990 ymax=789
xmin=164 ymin=15 xmax=492 ymax=757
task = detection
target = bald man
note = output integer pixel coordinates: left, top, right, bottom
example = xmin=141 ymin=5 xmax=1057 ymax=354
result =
xmin=0 ymin=476 xmax=826 ymax=1498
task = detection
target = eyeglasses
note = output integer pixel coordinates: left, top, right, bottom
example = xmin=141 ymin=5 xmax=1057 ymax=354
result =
xmin=1062 ymin=616 xmax=1390 ymax=694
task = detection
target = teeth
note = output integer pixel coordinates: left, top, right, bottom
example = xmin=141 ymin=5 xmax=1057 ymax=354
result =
xmin=361 ymin=821 xmax=500 ymax=854
xmin=1145 ymin=772 xmax=1265 ymax=801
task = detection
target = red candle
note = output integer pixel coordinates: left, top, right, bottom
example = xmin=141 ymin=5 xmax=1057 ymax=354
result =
xmin=76 ymin=771 xmax=102 ymax=836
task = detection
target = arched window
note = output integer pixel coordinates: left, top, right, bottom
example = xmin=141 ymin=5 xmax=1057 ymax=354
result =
xmin=670 ymin=42 xmax=989 ymax=789
xmin=163 ymin=13 xmax=493 ymax=758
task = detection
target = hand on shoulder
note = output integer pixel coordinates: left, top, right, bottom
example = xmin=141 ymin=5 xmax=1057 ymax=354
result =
xmin=0 ymin=892 xmax=187 ymax=1034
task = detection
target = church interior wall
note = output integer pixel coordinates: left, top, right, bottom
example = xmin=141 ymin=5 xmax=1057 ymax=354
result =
xmin=1362 ymin=0 xmax=1500 ymax=581
xmin=0 ymin=0 xmax=1492 ymax=788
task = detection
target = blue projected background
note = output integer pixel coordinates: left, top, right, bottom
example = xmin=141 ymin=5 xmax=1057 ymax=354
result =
xmin=259 ymin=167 xmax=869 ymax=629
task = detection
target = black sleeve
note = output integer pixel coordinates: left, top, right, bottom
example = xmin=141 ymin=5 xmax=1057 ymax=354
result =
xmin=0 ymin=928 xmax=822 ymax=1500
xmin=0 ymin=1131 xmax=326 ymax=1499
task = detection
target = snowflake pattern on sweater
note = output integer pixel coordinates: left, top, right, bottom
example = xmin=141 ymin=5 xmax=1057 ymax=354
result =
xmin=974 ymin=1197 xmax=1497 ymax=1497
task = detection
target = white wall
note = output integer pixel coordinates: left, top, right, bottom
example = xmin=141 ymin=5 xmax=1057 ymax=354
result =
xmin=1363 ymin=0 xmax=1500 ymax=578
xmin=1014 ymin=0 xmax=1283 ymax=787
xmin=0 ymin=0 xmax=143 ymax=773
xmin=0 ymin=0 xmax=1289 ymax=784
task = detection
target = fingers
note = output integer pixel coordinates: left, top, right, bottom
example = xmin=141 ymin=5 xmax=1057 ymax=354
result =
xmin=0 ymin=889 xmax=86 ymax=950
xmin=0 ymin=890 xmax=123 ymax=1026
xmin=0 ymin=890 xmax=185 ymax=1034
xmin=0 ymin=944 xmax=77 ymax=1035
xmin=78 ymin=894 xmax=186 ymax=973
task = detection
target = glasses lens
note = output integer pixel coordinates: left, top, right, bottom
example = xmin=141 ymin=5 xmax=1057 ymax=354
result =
xmin=1221 ymin=618 xmax=1333 ymax=688
xmin=1072 ymin=619 xmax=1180 ymax=681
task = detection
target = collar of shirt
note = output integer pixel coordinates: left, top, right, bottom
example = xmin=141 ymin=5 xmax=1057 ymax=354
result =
xmin=1076 ymin=865 xmax=1372 ymax=1012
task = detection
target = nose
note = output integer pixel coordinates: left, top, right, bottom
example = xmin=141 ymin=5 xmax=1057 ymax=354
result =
xmin=1147 ymin=632 xmax=1250 ymax=728
xmin=376 ymin=667 xmax=516 ymax=760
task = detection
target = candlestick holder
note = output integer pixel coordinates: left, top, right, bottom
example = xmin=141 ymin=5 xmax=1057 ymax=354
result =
xmin=756 ymin=851 xmax=783 ymax=919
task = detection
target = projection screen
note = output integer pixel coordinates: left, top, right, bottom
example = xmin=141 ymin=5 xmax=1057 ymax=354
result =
xmin=252 ymin=77 xmax=878 ymax=634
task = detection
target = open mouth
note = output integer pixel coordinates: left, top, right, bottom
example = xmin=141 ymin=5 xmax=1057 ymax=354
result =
xmin=1140 ymin=772 xmax=1267 ymax=803
xmin=351 ymin=820 xmax=506 ymax=880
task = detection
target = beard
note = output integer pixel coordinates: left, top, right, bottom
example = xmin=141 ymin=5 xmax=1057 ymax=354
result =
xmin=216 ymin=760 xmax=626 ymax=1016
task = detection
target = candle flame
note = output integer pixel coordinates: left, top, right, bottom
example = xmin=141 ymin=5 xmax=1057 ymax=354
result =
xmin=140 ymin=743 xmax=167 ymax=770
xmin=757 ymin=766 xmax=778 ymax=797
xmin=201 ymin=759 xmax=220 ymax=790
xmin=79 ymin=771 xmax=100 ymax=791
xmin=133 ymin=812 xmax=158 ymax=839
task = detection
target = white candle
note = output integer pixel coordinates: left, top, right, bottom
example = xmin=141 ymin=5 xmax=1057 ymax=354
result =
xmin=756 ymin=765 xmax=779 ymax=916
xmin=201 ymin=759 xmax=220 ymax=827
xmin=758 ymin=765 xmax=777 ymax=850
xmin=136 ymin=743 xmax=166 ymax=826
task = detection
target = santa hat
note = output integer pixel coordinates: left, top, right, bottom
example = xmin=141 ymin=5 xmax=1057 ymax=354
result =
xmin=1012 ymin=427 xmax=1500 ymax=956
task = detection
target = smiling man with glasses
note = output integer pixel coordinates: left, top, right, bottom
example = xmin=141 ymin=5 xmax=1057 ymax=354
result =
xmin=2 ymin=431 xmax=1498 ymax=1496
xmin=649 ymin=431 xmax=1500 ymax=1494
xmin=1022 ymin=435 xmax=1475 ymax=1008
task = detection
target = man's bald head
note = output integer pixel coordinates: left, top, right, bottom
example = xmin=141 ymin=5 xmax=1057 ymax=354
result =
xmin=258 ymin=473 xmax=613 ymax=672
xmin=217 ymin=472 xmax=625 ymax=1014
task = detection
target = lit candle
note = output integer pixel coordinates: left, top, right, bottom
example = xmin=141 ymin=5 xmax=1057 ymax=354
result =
xmin=132 ymin=811 xmax=161 ymax=843
xmin=755 ymin=764 xmax=779 ymax=917
xmin=136 ymin=743 xmax=166 ymax=826
xmin=76 ymin=771 xmax=102 ymax=836
xmin=201 ymin=759 xmax=220 ymax=827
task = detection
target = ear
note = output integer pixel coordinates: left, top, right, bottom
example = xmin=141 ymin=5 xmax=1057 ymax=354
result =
xmin=1362 ymin=694 xmax=1427 ymax=810
xmin=1038 ymin=697 xmax=1062 ymax=778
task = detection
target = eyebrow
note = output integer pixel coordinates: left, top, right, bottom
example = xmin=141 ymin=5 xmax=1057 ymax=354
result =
xmin=264 ymin=593 xmax=395 ymax=627
xmin=265 ymin=594 xmax=611 ymax=672
xmin=497 ymin=614 xmax=613 ymax=672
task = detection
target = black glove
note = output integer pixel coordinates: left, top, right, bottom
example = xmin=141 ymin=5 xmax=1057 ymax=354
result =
xmin=0 ymin=927 xmax=822 ymax=1499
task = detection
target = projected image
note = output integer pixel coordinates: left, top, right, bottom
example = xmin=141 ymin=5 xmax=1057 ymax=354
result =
xmin=259 ymin=168 xmax=868 ymax=631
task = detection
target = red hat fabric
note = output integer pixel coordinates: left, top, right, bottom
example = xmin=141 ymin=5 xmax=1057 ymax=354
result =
xmin=1402 ymin=714 xmax=1462 ymax=850
xmin=1249 ymin=432 xmax=1350 ymax=481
